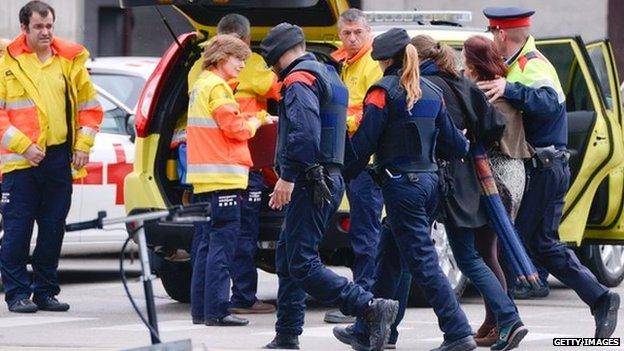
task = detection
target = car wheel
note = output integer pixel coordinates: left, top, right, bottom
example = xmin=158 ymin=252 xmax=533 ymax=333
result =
xmin=408 ymin=221 xmax=467 ymax=307
xmin=580 ymin=244 xmax=624 ymax=287
xmin=159 ymin=259 xmax=192 ymax=303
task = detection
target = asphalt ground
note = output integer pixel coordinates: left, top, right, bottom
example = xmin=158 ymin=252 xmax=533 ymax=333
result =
xmin=0 ymin=257 xmax=622 ymax=350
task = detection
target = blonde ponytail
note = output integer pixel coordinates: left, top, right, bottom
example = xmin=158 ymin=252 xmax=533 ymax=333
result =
xmin=401 ymin=44 xmax=422 ymax=112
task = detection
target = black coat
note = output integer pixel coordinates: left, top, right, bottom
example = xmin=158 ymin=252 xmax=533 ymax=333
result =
xmin=422 ymin=63 xmax=505 ymax=229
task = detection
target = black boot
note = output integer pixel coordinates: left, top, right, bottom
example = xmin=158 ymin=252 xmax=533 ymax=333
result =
xmin=264 ymin=333 xmax=300 ymax=349
xmin=593 ymin=291 xmax=620 ymax=338
xmin=364 ymin=299 xmax=399 ymax=351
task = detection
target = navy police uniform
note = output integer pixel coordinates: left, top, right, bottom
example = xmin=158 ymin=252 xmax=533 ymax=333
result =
xmin=260 ymin=24 xmax=399 ymax=350
xmin=345 ymin=28 xmax=474 ymax=346
xmin=484 ymin=7 xmax=619 ymax=335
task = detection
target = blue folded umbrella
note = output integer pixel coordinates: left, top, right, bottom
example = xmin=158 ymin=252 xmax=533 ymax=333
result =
xmin=471 ymin=143 xmax=541 ymax=289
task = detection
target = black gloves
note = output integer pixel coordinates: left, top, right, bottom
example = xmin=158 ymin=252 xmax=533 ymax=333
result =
xmin=304 ymin=164 xmax=333 ymax=209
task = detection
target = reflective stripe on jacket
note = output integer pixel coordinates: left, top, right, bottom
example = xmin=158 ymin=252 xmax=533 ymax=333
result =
xmin=186 ymin=70 xmax=257 ymax=194
xmin=504 ymin=35 xmax=567 ymax=148
xmin=0 ymin=34 xmax=103 ymax=176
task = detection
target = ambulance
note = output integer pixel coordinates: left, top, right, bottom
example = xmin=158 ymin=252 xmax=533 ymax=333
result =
xmin=121 ymin=0 xmax=624 ymax=305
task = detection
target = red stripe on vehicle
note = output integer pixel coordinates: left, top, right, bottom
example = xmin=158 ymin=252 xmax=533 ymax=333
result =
xmin=107 ymin=143 xmax=132 ymax=205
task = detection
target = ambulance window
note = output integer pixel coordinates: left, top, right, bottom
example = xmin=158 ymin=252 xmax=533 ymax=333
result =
xmin=538 ymin=43 xmax=594 ymax=112
xmin=96 ymin=92 xmax=129 ymax=135
xmin=587 ymin=46 xmax=613 ymax=110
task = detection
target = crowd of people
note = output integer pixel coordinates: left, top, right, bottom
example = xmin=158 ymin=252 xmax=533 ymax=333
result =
xmin=0 ymin=2 xmax=620 ymax=351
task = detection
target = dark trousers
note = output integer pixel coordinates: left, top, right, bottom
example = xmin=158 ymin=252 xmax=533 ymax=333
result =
xmin=511 ymin=156 xmax=607 ymax=307
xmin=346 ymin=171 xmax=383 ymax=291
xmin=354 ymin=173 xmax=472 ymax=342
xmin=190 ymin=190 xmax=241 ymax=320
xmin=353 ymin=222 xmax=412 ymax=344
xmin=275 ymin=172 xmax=373 ymax=335
xmin=447 ymin=226 xmax=519 ymax=326
xmin=230 ymin=171 xmax=264 ymax=308
xmin=0 ymin=144 xmax=72 ymax=306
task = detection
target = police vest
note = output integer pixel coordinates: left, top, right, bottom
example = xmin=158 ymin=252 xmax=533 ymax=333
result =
xmin=278 ymin=60 xmax=348 ymax=166
xmin=372 ymin=75 xmax=440 ymax=173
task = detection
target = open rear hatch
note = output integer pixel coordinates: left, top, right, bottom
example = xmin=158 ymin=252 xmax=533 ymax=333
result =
xmin=120 ymin=0 xmax=347 ymax=41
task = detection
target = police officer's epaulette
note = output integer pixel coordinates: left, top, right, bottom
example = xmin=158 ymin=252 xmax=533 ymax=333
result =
xmin=368 ymin=75 xmax=402 ymax=100
xmin=518 ymin=51 xmax=541 ymax=71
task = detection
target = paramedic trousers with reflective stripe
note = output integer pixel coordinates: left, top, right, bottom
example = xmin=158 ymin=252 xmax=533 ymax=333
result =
xmin=510 ymin=156 xmax=608 ymax=307
xmin=346 ymin=171 xmax=383 ymax=291
xmin=275 ymin=172 xmax=374 ymax=336
xmin=231 ymin=171 xmax=265 ymax=308
xmin=191 ymin=190 xmax=241 ymax=320
xmin=0 ymin=143 xmax=72 ymax=306
xmin=354 ymin=173 xmax=472 ymax=343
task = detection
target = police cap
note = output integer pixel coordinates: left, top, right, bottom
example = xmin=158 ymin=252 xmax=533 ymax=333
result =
xmin=483 ymin=7 xmax=535 ymax=30
xmin=371 ymin=28 xmax=410 ymax=61
xmin=260 ymin=23 xmax=305 ymax=67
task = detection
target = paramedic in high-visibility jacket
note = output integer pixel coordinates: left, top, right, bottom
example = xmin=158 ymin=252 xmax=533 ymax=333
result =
xmin=477 ymin=6 xmax=620 ymax=338
xmin=0 ymin=1 xmax=103 ymax=314
xmin=186 ymin=34 xmax=273 ymax=327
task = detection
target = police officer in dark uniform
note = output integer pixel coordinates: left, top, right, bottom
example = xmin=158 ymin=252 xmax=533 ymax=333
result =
xmin=259 ymin=23 xmax=399 ymax=351
xmin=333 ymin=28 xmax=476 ymax=351
xmin=477 ymin=7 xmax=620 ymax=338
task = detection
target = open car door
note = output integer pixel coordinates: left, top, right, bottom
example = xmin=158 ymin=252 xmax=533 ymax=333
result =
xmin=582 ymin=40 xmax=624 ymax=243
xmin=119 ymin=0 xmax=349 ymax=42
xmin=536 ymin=37 xmax=624 ymax=245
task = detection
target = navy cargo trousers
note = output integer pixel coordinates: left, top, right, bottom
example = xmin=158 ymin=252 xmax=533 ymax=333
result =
xmin=353 ymin=172 xmax=473 ymax=343
xmin=0 ymin=143 xmax=72 ymax=307
xmin=275 ymin=171 xmax=374 ymax=335
xmin=230 ymin=171 xmax=265 ymax=309
xmin=346 ymin=170 xmax=383 ymax=291
xmin=511 ymin=154 xmax=608 ymax=307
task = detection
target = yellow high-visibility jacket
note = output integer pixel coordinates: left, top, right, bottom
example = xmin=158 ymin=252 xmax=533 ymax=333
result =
xmin=0 ymin=34 xmax=103 ymax=177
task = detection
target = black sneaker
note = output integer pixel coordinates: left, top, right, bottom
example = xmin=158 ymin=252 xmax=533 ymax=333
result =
xmin=333 ymin=325 xmax=371 ymax=351
xmin=430 ymin=335 xmax=477 ymax=351
xmin=491 ymin=321 xmax=528 ymax=351
xmin=8 ymin=298 xmax=38 ymax=313
xmin=192 ymin=316 xmax=203 ymax=325
xmin=264 ymin=333 xmax=300 ymax=349
xmin=512 ymin=284 xmax=531 ymax=300
xmin=592 ymin=291 xmax=620 ymax=338
xmin=364 ymin=299 xmax=399 ymax=351
xmin=33 ymin=296 xmax=70 ymax=312
xmin=531 ymin=284 xmax=550 ymax=298
xmin=205 ymin=314 xmax=249 ymax=326
xmin=325 ymin=309 xmax=357 ymax=324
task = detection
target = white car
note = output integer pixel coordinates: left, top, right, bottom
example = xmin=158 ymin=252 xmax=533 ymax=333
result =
xmin=0 ymin=57 xmax=158 ymax=256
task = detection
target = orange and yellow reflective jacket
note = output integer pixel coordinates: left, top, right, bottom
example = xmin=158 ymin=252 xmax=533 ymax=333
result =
xmin=186 ymin=70 xmax=259 ymax=194
xmin=331 ymin=41 xmax=382 ymax=135
xmin=0 ymin=35 xmax=102 ymax=176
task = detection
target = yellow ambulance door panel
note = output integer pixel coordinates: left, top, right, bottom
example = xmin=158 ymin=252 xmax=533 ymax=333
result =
xmin=584 ymin=40 xmax=624 ymax=242
xmin=536 ymin=37 xmax=624 ymax=245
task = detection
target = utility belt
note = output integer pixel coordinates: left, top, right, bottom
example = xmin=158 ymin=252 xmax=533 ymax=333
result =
xmin=529 ymin=145 xmax=569 ymax=169
xmin=369 ymin=167 xmax=424 ymax=187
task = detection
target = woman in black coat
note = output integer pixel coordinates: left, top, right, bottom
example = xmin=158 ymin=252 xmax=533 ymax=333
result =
xmin=412 ymin=35 xmax=527 ymax=350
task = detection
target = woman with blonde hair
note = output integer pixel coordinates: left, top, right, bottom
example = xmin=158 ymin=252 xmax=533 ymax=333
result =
xmin=334 ymin=28 xmax=476 ymax=351
xmin=412 ymin=34 xmax=529 ymax=350
xmin=187 ymin=34 xmax=273 ymax=327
